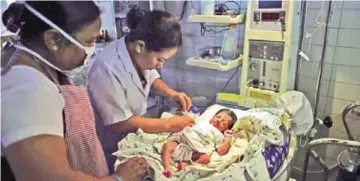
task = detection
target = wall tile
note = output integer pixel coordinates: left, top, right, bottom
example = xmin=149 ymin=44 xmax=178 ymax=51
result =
xmin=339 ymin=10 xmax=360 ymax=29
xmin=176 ymin=56 xmax=197 ymax=72
xmin=305 ymin=9 xmax=341 ymax=28
xmin=325 ymin=98 xmax=352 ymax=115
xmin=182 ymin=35 xmax=196 ymax=48
xmin=181 ymin=23 xmax=195 ymax=36
xmin=301 ymin=45 xmax=335 ymax=63
xmin=330 ymin=65 xmax=360 ymax=85
xmin=334 ymin=47 xmax=360 ymax=66
xmin=215 ymin=76 xmax=240 ymax=94
xmin=337 ymin=29 xmax=360 ymax=48
xmin=192 ymin=84 xmax=216 ymax=98
xmin=327 ymin=82 xmax=360 ymax=101
xmin=303 ymin=92 xmax=327 ymax=114
xmin=307 ymin=0 xmax=343 ymax=10
xmin=343 ymin=1 xmax=360 ymax=9
xmin=303 ymin=28 xmax=338 ymax=46
xmin=164 ymin=57 xmax=177 ymax=68
xmin=186 ymin=72 xmax=215 ymax=87
xmin=177 ymin=81 xmax=195 ymax=97
xmin=299 ymin=61 xmax=332 ymax=80
xmin=178 ymin=46 xmax=195 ymax=58
xmin=298 ymin=77 xmax=329 ymax=96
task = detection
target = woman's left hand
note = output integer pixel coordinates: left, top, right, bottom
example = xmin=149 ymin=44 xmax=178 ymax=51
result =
xmin=170 ymin=92 xmax=192 ymax=112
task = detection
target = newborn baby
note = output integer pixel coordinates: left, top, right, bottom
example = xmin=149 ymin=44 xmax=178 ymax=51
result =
xmin=161 ymin=109 xmax=238 ymax=178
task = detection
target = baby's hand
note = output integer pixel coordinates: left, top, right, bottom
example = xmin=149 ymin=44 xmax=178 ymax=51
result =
xmin=224 ymin=130 xmax=234 ymax=138
xmin=163 ymin=170 xmax=172 ymax=178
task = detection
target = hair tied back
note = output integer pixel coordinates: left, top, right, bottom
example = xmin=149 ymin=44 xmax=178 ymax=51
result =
xmin=3 ymin=3 xmax=27 ymax=34
xmin=126 ymin=7 xmax=146 ymax=30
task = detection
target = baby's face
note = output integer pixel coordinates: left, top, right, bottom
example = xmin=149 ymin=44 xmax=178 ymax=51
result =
xmin=210 ymin=111 xmax=232 ymax=133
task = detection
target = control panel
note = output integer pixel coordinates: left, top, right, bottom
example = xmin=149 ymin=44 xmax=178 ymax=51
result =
xmin=251 ymin=0 xmax=288 ymax=31
xmin=247 ymin=40 xmax=284 ymax=92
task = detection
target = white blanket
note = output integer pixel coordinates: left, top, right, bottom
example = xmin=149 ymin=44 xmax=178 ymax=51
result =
xmin=113 ymin=107 xmax=286 ymax=181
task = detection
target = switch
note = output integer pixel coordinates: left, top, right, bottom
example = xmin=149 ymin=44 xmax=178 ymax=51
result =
xmin=254 ymin=11 xmax=261 ymax=21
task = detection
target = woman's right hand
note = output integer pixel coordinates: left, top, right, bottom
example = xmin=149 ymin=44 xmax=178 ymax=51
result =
xmin=114 ymin=157 xmax=148 ymax=181
xmin=167 ymin=116 xmax=195 ymax=133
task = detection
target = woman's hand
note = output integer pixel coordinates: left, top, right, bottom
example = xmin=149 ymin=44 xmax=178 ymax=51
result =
xmin=114 ymin=157 xmax=148 ymax=181
xmin=170 ymin=92 xmax=192 ymax=112
xmin=167 ymin=116 xmax=195 ymax=133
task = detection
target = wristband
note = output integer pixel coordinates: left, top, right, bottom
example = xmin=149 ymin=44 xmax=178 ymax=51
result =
xmin=110 ymin=175 xmax=122 ymax=181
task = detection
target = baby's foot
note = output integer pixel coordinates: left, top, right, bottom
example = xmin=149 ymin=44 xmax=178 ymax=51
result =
xmin=163 ymin=170 xmax=172 ymax=178
xmin=177 ymin=162 xmax=189 ymax=171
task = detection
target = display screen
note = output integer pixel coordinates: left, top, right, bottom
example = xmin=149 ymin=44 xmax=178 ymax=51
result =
xmin=261 ymin=12 xmax=280 ymax=21
xmin=259 ymin=1 xmax=282 ymax=9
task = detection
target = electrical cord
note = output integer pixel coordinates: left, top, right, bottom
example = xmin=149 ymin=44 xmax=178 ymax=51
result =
xmin=199 ymin=1 xmax=241 ymax=36
xmin=223 ymin=1 xmax=242 ymax=15
xmin=179 ymin=1 xmax=188 ymax=21
xmin=206 ymin=66 xmax=240 ymax=107
xmin=164 ymin=1 xmax=188 ymax=21
xmin=200 ymin=23 xmax=230 ymax=36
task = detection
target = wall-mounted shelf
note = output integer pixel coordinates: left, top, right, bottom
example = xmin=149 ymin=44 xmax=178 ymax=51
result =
xmin=188 ymin=14 xmax=245 ymax=24
xmin=186 ymin=55 xmax=242 ymax=71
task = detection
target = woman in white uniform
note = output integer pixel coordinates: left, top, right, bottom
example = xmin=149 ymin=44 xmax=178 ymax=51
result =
xmin=1 ymin=2 xmax=147 ymax=181
xmin=87 ymin=8 xmax=195 ymax=172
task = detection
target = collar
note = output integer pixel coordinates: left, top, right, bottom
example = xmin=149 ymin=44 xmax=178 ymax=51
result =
xmin=116 ymin=36 xmax=147 ymax=97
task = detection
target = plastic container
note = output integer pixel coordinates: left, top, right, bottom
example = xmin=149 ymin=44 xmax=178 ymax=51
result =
xmin=201 ymin=0 xmax=215 ymax=15
xmin=221 ymin=29 xmax=239 ymax=61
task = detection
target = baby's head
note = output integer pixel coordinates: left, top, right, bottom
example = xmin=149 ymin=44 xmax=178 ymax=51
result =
xmin=209 ymin=109 xmax=238 ymax=133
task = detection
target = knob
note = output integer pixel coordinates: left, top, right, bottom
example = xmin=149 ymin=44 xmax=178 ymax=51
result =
xmin=323 ymin=116 xmax=333 ymax=128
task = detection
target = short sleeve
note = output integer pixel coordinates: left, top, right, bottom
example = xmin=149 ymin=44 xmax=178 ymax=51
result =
xmin=148 ymin=69 xmax=160 ymax=85
xmin=1 ymin=67 xmax=64 ymax=147
xmin=87 ymin=60 xmax=133 ymax=126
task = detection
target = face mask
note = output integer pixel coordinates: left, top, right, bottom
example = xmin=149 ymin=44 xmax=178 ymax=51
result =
xmin=10 ymin=40 xmax=81 ymax=78
xmin=23 ymin=3 xmax=95 ymax=76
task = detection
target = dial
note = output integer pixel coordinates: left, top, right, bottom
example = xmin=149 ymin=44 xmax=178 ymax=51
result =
xmin=250 ymin=63 xmax=259 ymax=70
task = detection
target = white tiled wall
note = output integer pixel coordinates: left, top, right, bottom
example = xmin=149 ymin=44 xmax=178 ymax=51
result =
xmin=299 ymin=1 xmax=360 ymax=145
xmin=156 ymin=0 xmax=244 ymax=107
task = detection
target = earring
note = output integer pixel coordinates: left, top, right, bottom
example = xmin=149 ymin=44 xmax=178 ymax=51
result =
xmin=52 ymin=46 xmax=58 ymax=51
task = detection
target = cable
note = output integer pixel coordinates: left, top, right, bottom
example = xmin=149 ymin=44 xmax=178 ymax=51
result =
xmin=199 ymin=1 xmax=241 ymax=36
xmin=179 ymin=1 xmax=188 ymax=21
xmin=164 ymin=1 xmax=188 ymax=21
xmin=206 ymin=66 xmax=240 ymax=107
xmin=200 ymin=23 xmax=230 ymax=36
xmin=223 ymin=1 xmax=241 ymax=15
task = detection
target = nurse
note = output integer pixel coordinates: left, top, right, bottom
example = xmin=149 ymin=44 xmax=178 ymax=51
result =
xmin=1 ymin=2 xmax=147 ymax=181
xmin=87 ymin=8 xmax=195 ymax=171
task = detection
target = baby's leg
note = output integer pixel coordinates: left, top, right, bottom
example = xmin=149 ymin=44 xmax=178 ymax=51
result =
xmin=161 ymin=141 xmax=178 ymax=177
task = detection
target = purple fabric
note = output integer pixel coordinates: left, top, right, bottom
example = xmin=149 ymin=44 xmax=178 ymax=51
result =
xmin=189 ymin=105 xmax=201 ymax=114
xmin=262 ymin=141 xmax=289 ymax=178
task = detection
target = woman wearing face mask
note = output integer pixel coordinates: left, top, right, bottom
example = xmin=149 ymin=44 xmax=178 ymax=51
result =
xmin=85 ymin=8 xmax=195 ymax=172
xmin=1 ymin=2 xmax=147 ymax=181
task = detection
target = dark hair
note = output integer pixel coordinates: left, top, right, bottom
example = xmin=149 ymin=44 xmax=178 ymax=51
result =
xmin=215 ymin=109 xmax=238 ymax=129
xmin=126 ymin=8 xmax=182 ymax=52
xmin=2 ymin=1 xmax=100 ymax=41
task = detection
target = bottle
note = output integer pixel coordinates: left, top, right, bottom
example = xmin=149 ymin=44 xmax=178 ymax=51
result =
xmin=220 ymin=29 xmax=239 ymax=62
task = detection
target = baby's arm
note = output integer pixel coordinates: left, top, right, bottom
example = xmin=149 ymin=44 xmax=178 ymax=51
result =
xmin=216 ymin=137 xmax=232 ymax=156
xmin=161 ymin=141 xmax=178 ymax=177
xmin=216 ymin=130 xmax=234 ymax=156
